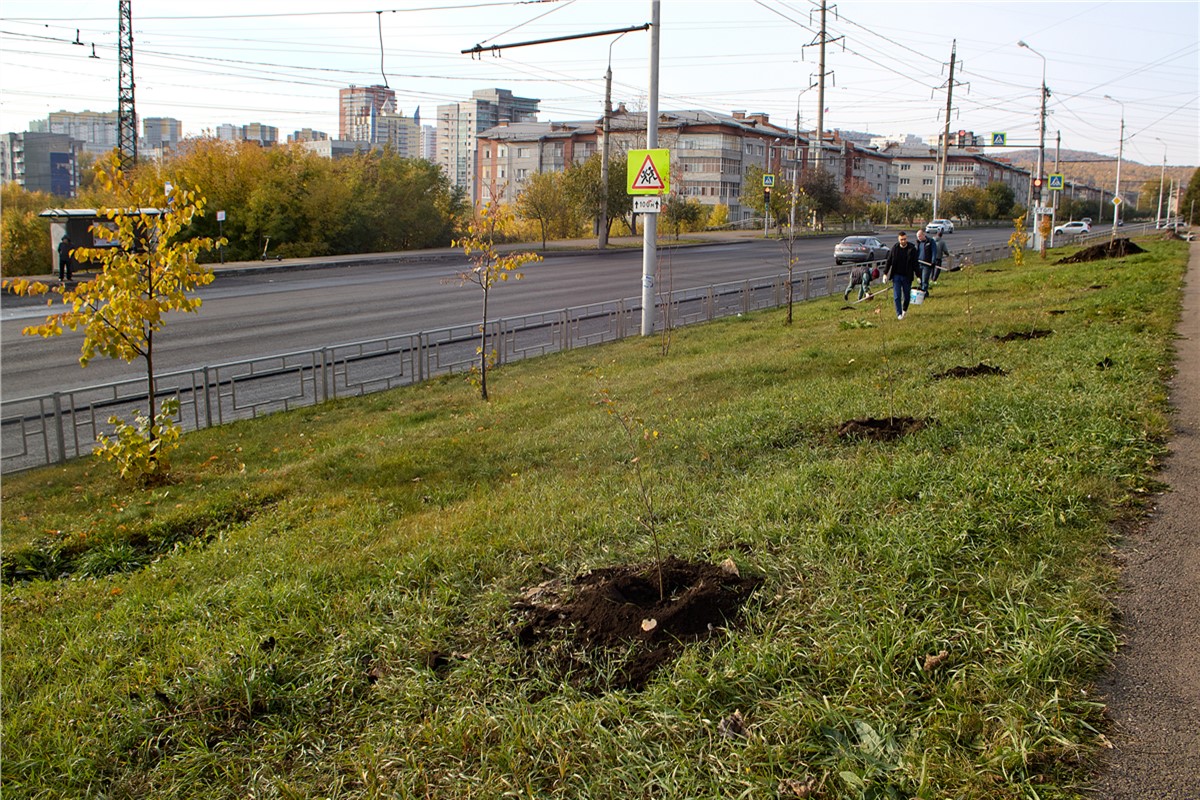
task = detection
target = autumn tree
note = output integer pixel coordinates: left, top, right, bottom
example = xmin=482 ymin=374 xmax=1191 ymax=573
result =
xmin=661 ymin=193 xmax=704 ymax=240
xmin=4 ymin=156 xmax=222 ymax=481
xmin=562 ymin=152 xmax=632 ymax=245
xmin=0 ymin=184 xmax=58 ymax=277
xmin=453 ymin=203 xmax=541 ymax=400
xmin=516 ymin=171 xmax=573 ymax=250
xmin=836 ymin=178 xmax=874 ymax=228
xmin=797 ymin=167 xmax=841 ymax=229
xmin=984 ymin=181 xmax=1017 ymax=219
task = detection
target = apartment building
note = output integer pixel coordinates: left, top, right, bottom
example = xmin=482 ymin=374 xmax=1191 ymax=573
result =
xmin=34 ymin=110 xmax=118 ymax=155
xmin=437 ymin=89 xmax=540 ymax=198
xmin=0 ymin=132 xmax=82 ymax=195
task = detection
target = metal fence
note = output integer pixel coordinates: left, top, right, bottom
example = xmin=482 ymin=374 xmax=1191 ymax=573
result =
xmin=0 ymin=232 xmax=1129 ymax=474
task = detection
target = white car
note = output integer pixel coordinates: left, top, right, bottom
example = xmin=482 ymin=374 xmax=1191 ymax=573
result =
xmin=1054 ymin=220 xmax=1091 ymax=236
xmin=925 ymin=219 xmax=954 ymax=234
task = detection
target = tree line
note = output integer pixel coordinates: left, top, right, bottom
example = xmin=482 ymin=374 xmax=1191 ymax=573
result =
xmin=6 ymin=138 xmax=1194 ymax=278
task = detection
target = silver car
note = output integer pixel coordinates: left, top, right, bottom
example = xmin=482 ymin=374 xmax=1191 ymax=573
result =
xmin=834 ymin=235 xmax=888 ymax=265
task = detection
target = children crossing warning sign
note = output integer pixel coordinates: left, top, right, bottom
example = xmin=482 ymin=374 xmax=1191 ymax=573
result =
xmin=627 ymin=149 xmax=670 ymax=195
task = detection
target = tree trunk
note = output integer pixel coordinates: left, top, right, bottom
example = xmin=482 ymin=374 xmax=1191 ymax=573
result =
xmin=479 ymin=287 xmax=490 ymax=401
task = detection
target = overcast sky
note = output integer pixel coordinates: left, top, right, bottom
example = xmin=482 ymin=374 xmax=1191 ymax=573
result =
xmin=1 ymin=0 xmax=1196 ymax=166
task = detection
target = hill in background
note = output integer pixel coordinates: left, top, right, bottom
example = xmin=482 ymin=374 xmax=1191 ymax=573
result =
xmin=1000 ymin=148 xmax=1194 ymax=195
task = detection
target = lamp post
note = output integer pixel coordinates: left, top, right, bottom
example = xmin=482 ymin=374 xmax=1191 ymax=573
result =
xmin=598 ymin=32 xmax=627 ymax=250
xmin=1154 ymin=137 xmax=1167 ymax=228
xmin=790 ymin=85 xmax=817 ymax=236
xmin=1104 ymin=94 xmax=1125 ymax=241
xmin=1017 ymin=40 xmax=1047 ymax=251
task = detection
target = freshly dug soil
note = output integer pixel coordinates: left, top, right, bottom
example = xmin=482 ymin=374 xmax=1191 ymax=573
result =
xmin=512 ymin=556 xmax=762 ymax=692
xmin=836 ymin=416 xmax=929 ymax=441
xmin=1055 ymin=238 xmax=1145 ymax=264
xmin=995 ymin=329 xmax=1053 ymax=342
xmin=933 ymin=363 xmax=1007 ymax=379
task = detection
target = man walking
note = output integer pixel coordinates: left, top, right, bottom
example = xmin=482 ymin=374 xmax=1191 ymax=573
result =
xmin=915 ymin=229 xmax=939 ymax=295
xmin=884 ymin=231 xmax=918 ymax=320
xmin=934 ymin=230 xmax=951 ymax=282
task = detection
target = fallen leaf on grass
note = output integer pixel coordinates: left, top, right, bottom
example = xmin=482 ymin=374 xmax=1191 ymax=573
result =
xmin=923 ymin=649 xmax=949 ymax=672
xmin=778 ymin=776 xmax=818 ymax=797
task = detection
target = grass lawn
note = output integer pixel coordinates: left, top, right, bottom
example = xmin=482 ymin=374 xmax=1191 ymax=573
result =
xmin=1 ymin=238 xmax=1187 ymax=799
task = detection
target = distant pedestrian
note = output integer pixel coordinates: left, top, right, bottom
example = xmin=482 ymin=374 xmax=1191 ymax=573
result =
xmin=934 ymin=231 xmax=951 ymax=281
xmin=884 ymin=231 xmax=918 ymax=320
xmin=843 ymin=263 xmax=875 ymax=301
xmin=915 ymin=229 xmax=938 ymax=295
xmin=57 ymin=236 xmax=73 ymax=282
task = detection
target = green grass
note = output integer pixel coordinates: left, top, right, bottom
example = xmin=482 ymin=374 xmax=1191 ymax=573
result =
xmin=1 ymin=238 xmax=1187 ymax=799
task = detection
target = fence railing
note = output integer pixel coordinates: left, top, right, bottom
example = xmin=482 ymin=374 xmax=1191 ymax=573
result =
xmin=0 ymin=233 xmax=1115 ymax=474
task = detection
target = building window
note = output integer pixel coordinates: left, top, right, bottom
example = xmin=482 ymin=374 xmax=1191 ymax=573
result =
xmin=922 ymin=178 xmax=933 ymax=185
xmin=900 ymin=177 xmax=910 ymax=185
xmin=900 ymin=163 xmax=911 ymax=171
xmin=498 ymin=146 xmax=507 ymax=158
xmin=517 ymin=147 xmax=529 ymax=158
xmin=923 ymin=164 xmax=934 ymax=171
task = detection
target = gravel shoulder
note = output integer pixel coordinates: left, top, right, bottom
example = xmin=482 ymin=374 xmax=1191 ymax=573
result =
xmin=1091 ymin=237 xmax=1200 ymax=798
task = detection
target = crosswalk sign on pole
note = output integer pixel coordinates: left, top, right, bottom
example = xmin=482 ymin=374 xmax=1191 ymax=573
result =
xmin=1048 ymin=173 xmax=1064 ymax=191
xmin=991 ymin=132 xmax=1007 ymax=147
xmin=627 ymin=149 xmax=670 ymax=195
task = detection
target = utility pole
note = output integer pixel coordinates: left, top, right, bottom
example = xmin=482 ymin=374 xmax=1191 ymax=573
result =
xmin=1017 ymin=40 xmax=1047 ymax=251
xmin=1050 ymin=130 xmax=1060 ymax=247
xmin=599 ymin=53 xmax=614 ymax=249
xmin=117 ymin=0 xmax=137 ymax=168
xmin=640 ymin=0 xmax=660 ymax=337
xmin=1105 ymin=94 xmax=1125 ymax=242
xmin=933 ymin=40 xmax=958 ymax=219
xmin=805 ymin=2 xmax=840 ymax=228
xmin=1155 ymin=138 xmax=1166 ymax=228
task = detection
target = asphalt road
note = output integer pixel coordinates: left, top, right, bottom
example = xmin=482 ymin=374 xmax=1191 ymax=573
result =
xmin=1 ymin=229 xmax=1012 ymax=401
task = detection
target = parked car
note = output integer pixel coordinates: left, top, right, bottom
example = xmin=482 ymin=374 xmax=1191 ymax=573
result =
xmin=925 ymin=218 xmax=954 ymax=234
xmin=1054 ymin=220 xmax=1091 ymax=236
xmin=834 ymin=235 xmax=889 ymax=265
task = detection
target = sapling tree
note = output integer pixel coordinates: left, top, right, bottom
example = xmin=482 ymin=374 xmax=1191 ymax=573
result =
xmin=453 ymin=202 xmax=541 ymax=401
xmin=1008 ymin=215 xmax=1029 ymax=267
xmin=4 ymin=157 xmax=221 ymax=483
xmin=597 ymin=388 xmax=665 ymax=600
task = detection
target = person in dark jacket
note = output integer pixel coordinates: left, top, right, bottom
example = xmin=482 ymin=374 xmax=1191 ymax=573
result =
xmin=57 ymin=236 xmax=73 ymax=282
xmin=914 ymin=229 xmax=939 ymax=295
xmin=884 ymin=231 xmax=918 ymax=319
xmin=843 ymin=263 xmax=875 ymax=301
xmin=934 ymin=230 xmax=951 ymax=282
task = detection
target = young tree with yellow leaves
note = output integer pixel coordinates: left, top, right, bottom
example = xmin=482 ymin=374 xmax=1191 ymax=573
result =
xmin=4 ymin=157 xmax=222 ymax=482
xmin=453 ymin=203 xmax=541 ymax=401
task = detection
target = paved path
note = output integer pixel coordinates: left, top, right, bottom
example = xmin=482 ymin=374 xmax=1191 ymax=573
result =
xmin=1092 ymin=236 xmax=1200 ymax=798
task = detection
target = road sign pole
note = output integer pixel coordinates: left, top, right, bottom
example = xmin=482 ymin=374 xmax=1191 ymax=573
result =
xmin=641 ymin=0 xmax=660 ymax=337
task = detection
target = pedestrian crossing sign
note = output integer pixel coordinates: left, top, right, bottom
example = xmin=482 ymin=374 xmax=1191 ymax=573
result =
xmin=991 ymin=132 xmax=1007 ymax=146
xmin=627 ymin=149 xmax=670 ymax=195
xmin=1048 ymin=173 xmax=1064 ymax=190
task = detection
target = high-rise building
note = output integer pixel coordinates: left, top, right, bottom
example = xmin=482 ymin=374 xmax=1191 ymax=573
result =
xmin=340 ymin=85 xmax=397 ymax=142
xmin=34 ymin=110 xmax=118 ymax=155
xmin=0 ymin=132 xmax=82 ymax=195
xmin=143 ymin=117 xmax=183 ymax=151
xmin=436 ymin=88 xmax=540 ymax=199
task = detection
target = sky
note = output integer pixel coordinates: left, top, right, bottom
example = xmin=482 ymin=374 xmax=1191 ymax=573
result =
xmin=1 ymin=0 xmax=1196 ymax=167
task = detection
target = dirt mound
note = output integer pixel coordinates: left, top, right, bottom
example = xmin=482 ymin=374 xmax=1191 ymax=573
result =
xmin=1055 ymin=238 xmax=1145 ymax=264
xmin=836 ymin=416 xmax=929 ymax=441
xmin=995 ymin=329 xmax=1052 ymax=342
xmin=513 ymin=556 xmax=761 ymax=692
xmin=933 ymin=363 xmax=1007 ymax=379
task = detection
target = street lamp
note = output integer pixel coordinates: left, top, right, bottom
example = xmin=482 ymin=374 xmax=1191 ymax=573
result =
xmin=1104 ymin=94 xmax=1125 ymax=240
xmin=1154 ymin=137 xmax=1167 ymax=228
xmin=791 ymin=84 xmax=817 ymax=236
xmin=1017 ymin=40 xmax=1047 ymax=251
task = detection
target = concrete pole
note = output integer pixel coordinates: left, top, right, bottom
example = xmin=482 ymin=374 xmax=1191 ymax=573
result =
xmin=1155 ymin=138 xmax=1166 ymax=228
xmin=599 ymin=62 xmax=613 ymax=249
xmin=640 ymin=0 xmax=659 ymax=336
xmin=1105 ymin=95 xmax=1124 ymax=241
xmin=934 ymin=40 xmax=956 ymax=220
xmin=814 ymin=1 xmax=827 ymax=177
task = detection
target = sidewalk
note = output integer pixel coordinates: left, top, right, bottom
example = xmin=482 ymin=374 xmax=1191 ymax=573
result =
xmin=1092 ymin=236 xmax=1200 ymax=797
